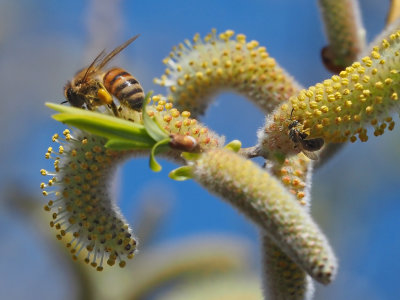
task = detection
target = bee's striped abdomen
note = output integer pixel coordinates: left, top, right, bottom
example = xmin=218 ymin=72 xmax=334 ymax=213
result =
xmin=103 ymin=67 xmax=144 ymax=111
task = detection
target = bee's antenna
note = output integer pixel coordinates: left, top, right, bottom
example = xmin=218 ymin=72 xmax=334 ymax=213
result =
xmin=290 ymin=108 xmax=295 ymax=120
xmin=60 ymin=100 xmax=68 ymax=105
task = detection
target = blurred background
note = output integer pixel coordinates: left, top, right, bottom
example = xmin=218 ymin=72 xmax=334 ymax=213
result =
xmin=0 ymin=0 xmax=399 ymax=299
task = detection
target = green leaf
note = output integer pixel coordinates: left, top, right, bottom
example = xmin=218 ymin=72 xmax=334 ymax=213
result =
xmin=273 ymin=151 xmax=286 ymax=165
xmin=224 ymin=140 xmax=242 ymax=152
xmin=46 ymin=103 xmax=155 ymax=146
xmin=149 ymin=138 xmax=170 ymax=172
xmin=181 ymin=152 xmax=202 ymax=161
xmin=169 ymin=166 xmax=193 ymax=181
xmin=105 ymin=139 xmax=152 ymax=150
xmin=142 ymin=93 xmax=169 ymax=141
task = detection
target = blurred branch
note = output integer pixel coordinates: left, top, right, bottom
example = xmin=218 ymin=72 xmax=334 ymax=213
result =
xmin=387 ymin=0 xmax=400 ymax=25
xmin=85 ymin=0 xmax=124 ymax=60
xmin=153 ymin=274 xmax=262 ymax=300
xmin=318 ymin=0 xmax=366 ymax=73
xmin=126 ymin=236 xmax=252 ymax=300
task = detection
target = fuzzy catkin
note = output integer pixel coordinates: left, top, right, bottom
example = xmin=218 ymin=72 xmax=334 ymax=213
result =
xmin=262 ymin=236 xmax=315 ymax=300
xmin=155 ymin=29 xmax=301 ymax=117
xmin=318 ymin=0 xmax=365 ymax=73
xmin=42 ymin=132 xmax=140 ymax=269
xmin=259 ymin=29 xmax=400 ymax=157
xmin=190 ymin=148 xmax=337 ymax=284
xmin=261 ymin=155 xmax=315 ymax=299
xmin=41 ymin=100 xmax=224 ymax=269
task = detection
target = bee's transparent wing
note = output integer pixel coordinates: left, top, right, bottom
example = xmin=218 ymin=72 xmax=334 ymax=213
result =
xmin=301 ymin=150 xmax=319 ymax=160
xmin=97 ymin=34 xmax=140 ymax=70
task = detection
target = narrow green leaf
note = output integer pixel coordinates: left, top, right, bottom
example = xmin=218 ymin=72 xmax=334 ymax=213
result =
xmin=224 ymin=140 xmax=242 ymax=152
xmin=105 ymin=139 xmax=153 ymax=150
xmin=46 ymin=102 xmax=81 ymax=114
xmin=142 ymin=93 xmax=169 ymax=141
xmin=149 ymin=138 xmax=171 ymax=172
xmin=169 ymin=166 xmax=193 ymax=181
xmin=51 ymin=111 xmax=154 ymax=145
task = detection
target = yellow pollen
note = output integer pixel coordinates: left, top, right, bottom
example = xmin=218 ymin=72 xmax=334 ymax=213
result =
xmin=371 ymin=51 xmax=380 ymax=59
xmin=195 ymin=72 xmax=203 ymax=79
xmin=163 ymin=115 xmax=172 ymax=123
xmin=382 ymin=39 xmax=390 ymax=48
xmin=297 ymin=192 xmax=305 ymax=200
xmin=351 ymin=74 xmax=359 ymax=82
xmin=354 ymin=83 xmax=363 ymax=90
xmin=282 ymin=176 xmax=291 ymax=185
xmin=174 ymin=121 xmax=182 ymax=128
xmin=327 ymin=95 xmax=335 ymax=102
xmin=362 ymin=90 xmax=371 ymax=97
xmin=181 ymin=111 xmax=191 ymax=118
xmin=365 ymin=106 xmax=374 ymax=114
xmin=385 ymin=78 xmax=393 ymax=85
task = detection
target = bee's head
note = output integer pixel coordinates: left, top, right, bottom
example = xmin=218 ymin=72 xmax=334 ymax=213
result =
xmin=288 ymin=120 xmax=299 ymax=130
xmin=63 ymin=81 xmax=86 ymax=108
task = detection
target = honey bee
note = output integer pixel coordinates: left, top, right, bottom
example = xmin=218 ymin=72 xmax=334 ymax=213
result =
xmin=103 ymin=67 xmax=145 ymax=111
xmin=288 ymin=109 xmax=324 ymax=160
xmin=64 ymin=35 xmax=144 ymax=116
xmin=169 ymin=134 xmax=200 ymax=152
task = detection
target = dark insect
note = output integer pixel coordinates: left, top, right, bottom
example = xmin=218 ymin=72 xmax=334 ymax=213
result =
xmin=288 ymin=109 xmax=324 ymax=160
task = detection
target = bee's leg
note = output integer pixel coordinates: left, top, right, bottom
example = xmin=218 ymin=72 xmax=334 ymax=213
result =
xmin=109 ymin=101 xmax=120 ymax=117
xmin=86 ymin=101 xmax=94 ymax=111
